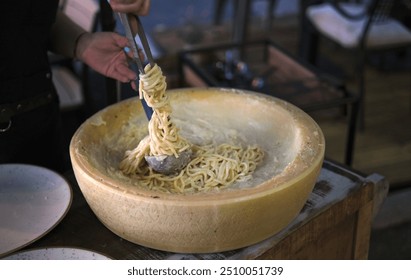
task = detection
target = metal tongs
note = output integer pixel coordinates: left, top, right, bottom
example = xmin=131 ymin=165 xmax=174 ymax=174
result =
xmin=117 ymin=13 xmax=193 ymax=175
xmin=117 ymin=13 xmax=154 ymax=119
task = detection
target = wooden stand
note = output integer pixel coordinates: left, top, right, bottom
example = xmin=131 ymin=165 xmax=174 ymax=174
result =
xmin=21 ymin=160 xmax=387 ymax=260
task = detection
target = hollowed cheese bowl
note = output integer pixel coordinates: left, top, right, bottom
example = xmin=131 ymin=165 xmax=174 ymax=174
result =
xmin=70 ymin=87 xmax=325 ymax=253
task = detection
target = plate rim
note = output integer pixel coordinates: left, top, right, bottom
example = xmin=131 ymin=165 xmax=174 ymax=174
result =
xmin=0 ymin=163 xmax=73 ymax=258
xmin=1 ymin=246 xmax=112 ymax=260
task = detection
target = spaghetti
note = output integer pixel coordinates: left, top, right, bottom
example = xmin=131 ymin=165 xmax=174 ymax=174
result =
xmin=119 ymin=64 xmax=264 ymax=193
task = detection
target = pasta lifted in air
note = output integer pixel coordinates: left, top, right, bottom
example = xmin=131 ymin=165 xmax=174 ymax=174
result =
xmin=119 ymin=64 xmax=264 ymax=193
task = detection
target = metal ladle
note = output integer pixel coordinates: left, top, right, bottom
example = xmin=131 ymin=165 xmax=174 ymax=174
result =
xmin=118 ymin=13 xmax=192 ymax=175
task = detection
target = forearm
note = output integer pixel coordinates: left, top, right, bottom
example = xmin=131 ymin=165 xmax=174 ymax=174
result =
xmin=49 ymin=11 xmax=88 ymax=58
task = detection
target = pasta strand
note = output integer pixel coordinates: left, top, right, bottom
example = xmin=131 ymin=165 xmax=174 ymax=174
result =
xmin=119 ymin=64 xmax=264 ymax=193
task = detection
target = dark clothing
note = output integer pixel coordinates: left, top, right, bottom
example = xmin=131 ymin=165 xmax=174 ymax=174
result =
xmin=0 ymin=0 xmax=58 ymax=82
xmin=0 ymin=0 xmax=66 ymax=172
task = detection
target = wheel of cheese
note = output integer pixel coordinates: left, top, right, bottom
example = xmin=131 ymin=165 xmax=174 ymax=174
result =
xmin=70 ymin=87 xmax=325 ymax=253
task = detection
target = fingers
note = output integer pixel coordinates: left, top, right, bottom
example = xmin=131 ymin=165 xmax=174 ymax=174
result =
xmin=111 ymin=32 xmax=130 ymax=49
xmin=97 ymin=32 xmax=141 ymax=91
xmin=109 ymin=0 xmax=150 ymax=16
xmin=138 ymin=0 xmax=150 ymax=16
xmin=106 ymin=50 xmax=137 ymax=83
xmin=130 ymin=80 xmax=138 ymax=91
xmin=110 ymin=64 xmax=138 ymax=92
xmin=121 ymin=46 xmax=143 ymax=92
xmin=118 ymin=62 xmax=137 ymax=82
xmin=123 ymin=46 xmax=145 ymax=62
xmin=113 ymin=57 xmax=139 ymax=92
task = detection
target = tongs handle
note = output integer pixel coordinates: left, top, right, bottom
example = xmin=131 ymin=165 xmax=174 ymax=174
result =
xmin=118 ymin=13 xmax=154 ymax=73
xmin=117 ymin=13 xmax=153 ymax=119
xmin=135 ymin=16 xmax=155 ymax=70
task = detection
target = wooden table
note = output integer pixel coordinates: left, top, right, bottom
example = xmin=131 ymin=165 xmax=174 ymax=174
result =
xmin=24 ymin=160 xmax=388 ymax=260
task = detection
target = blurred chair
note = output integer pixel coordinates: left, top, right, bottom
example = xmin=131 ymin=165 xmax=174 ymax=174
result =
xmin=179 ymin=39 xmax=360 ymax=165
xmin=213 ymin=0 xmax=279 ymax=42
xmin=299 ymin=0 xmax=411 ymax=128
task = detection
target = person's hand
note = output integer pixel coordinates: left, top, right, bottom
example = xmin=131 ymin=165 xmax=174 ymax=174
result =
xmin=109 ymin=0 xmax=151 ymax=35
xmin=75 ymin=32 xmax=138 ymax=88
xmin=109 ymin=0 xmax=150 ymax=16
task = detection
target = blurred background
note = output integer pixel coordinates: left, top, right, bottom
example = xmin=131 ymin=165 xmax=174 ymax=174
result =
xmin=55 ymin=0 xmax=411 ymax=259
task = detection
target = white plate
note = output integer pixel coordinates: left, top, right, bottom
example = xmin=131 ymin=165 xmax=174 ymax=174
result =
xmin=2 ymin=247 xmax=111 ymax=260
xmin=0 ymin=164 xmax=72 ymax=258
